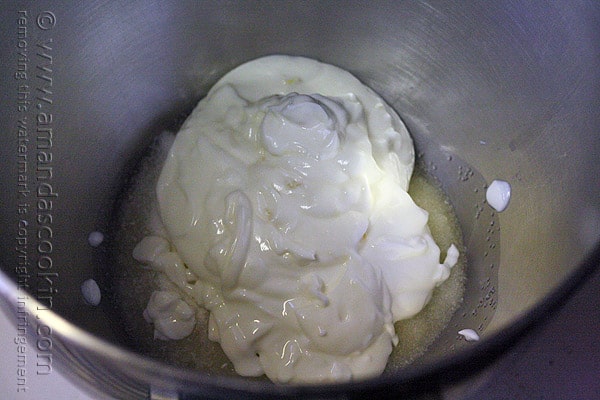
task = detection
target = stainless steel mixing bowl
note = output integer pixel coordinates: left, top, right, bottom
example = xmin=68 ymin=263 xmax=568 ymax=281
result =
xmin=1 ymin=1 xmax=599 ymax=399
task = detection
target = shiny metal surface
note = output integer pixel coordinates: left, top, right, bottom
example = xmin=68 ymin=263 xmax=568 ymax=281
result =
xmin=1 ymin=1 xmax=599 ymax=398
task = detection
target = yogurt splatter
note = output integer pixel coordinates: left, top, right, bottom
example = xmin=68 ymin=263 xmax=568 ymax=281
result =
xmin=81 ymin=279 xmax=101 ymax=306
xmin=486 ymin=180 xmax=511 ymax=212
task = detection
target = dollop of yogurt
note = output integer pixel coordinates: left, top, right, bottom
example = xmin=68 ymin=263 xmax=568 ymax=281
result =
xmin=134 ymin=55 xmax=458 ymax=383
xmin=486 ymin=179 xmax=511 ymax=212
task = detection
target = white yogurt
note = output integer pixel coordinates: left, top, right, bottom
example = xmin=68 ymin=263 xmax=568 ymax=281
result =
xmin=133 ymin=55 xmax=459 ymax=383
xmin=486 ymin=179 xmax=511 ymax=212
xmin=88 ymin=231 xmax=104 ymax=247
xmin=143 ymin=291 xmax=196 ymax=340
xmin=458 ymin=328 xmax=480 ymax=342
xmin=81 ymin=279 xmax=101 ymax=306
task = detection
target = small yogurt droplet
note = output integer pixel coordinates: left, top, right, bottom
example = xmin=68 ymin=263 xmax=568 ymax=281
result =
xmin=88 ymin=231 xmax=104 ymax=247
xmin=81 ymin=279 xmax=101 ymax=306
xmin=486 ymin=180 xmax=511 ymax=212
xmin=458 ymin=328 xmax=480 ymax=342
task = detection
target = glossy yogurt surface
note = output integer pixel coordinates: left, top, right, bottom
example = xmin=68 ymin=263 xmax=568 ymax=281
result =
xmin=133 ymin=56 xmax=459 ymax=383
